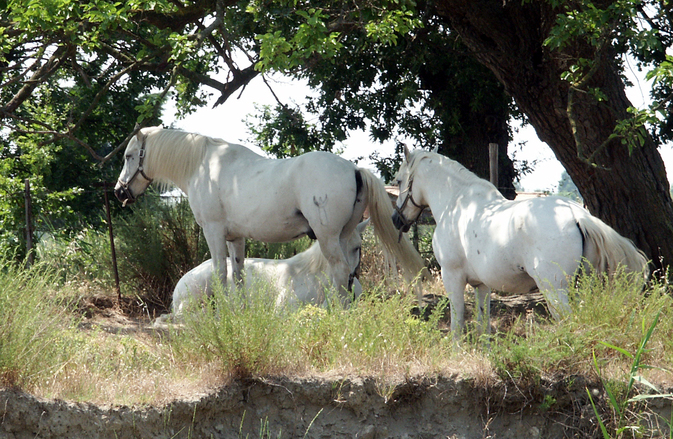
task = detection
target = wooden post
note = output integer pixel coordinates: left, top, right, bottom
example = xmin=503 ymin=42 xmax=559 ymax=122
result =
xmin=99 ymin=182 xmax=122 ymax=306
xmin=24 ymin=178 xmax=34 ymax=267
xmin=488 ymin=143 xmax=499 ymax=187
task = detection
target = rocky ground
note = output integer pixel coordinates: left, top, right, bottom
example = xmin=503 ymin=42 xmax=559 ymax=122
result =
xmin=1 ymin=294 xmax=671 ymax=439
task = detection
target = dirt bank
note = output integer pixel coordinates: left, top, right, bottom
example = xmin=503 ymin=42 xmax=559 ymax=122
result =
xmin=2 ymin=373 xmax=671 ymax=439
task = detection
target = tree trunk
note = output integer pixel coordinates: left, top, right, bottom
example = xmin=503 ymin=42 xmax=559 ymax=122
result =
xmin=441 ymin=112 xmax=516 ymax=200
xmin=434 ymin=0 xmax=673 ymax=272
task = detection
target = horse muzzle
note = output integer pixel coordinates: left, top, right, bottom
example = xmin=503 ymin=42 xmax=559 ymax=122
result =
xmin=114 ymin=182 xmax=136 ymax=207
xmin=392 ymin=210 xmax=412 ymax=233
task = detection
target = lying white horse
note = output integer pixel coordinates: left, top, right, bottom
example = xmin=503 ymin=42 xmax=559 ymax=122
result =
xmin=392 ymin=147 xmax=649 ymax=337
xmin=115 ymin=127 xmax=424 ymax=300
xmin=165 ymin=221 xmax=367 ymax=321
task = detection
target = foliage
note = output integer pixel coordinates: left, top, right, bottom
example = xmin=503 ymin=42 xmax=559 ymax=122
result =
xmin=4 ymin=244 xmax=673 ymax=425
xmin=557 ymin=171 xmax=583 ymax=202
xmin=587 ymin=312 xmax=673 ymax=438
xmin=173 ymin=281 xmax=451 ymax=379
xmin=489 ymin=269 xmax=673 ymax=394
xmin=544 ymin=0 xmax=673 ymax=154
xmin=246 ymin=3 xmax=515 ymax=185
xmin=0 ymin=257 xmax=83 ymax=389
xmin=1 ymin=0 xmax=516 ymax=258
xmin=108 ymin=191 xmax=209 ymax=308
xmin=36 ymin=225 xmax=114 ymax=287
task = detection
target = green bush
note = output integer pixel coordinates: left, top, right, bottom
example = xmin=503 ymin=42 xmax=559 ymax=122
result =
xmin=112 ymin=191 xmax=209 ymax=307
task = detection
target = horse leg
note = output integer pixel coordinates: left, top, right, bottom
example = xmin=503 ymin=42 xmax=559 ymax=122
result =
xmin=317 ymin=235 xmax=351 ymax=304
xmin=441 ymin=269 xmax=468 ymax=341
xmin=202 ymin=222 xmax=229 ymax=294
xmin=538 ymin=280 xmax=571 ymax=321
xmin=531 ymin=265 xmax=573 ymax=321
xmin=473 ymin=283 xmax=492 ymax=336
xmin=227 ymin=238 xmax=245 ymax=288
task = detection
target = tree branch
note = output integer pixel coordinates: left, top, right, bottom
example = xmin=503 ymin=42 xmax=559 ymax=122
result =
xmin=0 ymin=44 xmax=71 ymax=117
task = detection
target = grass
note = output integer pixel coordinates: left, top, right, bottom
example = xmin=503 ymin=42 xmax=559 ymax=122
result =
xmin=2 ymin=229 xmax=673 ymax=437
xmin=0 ymin=259 xmax=83 ymax=389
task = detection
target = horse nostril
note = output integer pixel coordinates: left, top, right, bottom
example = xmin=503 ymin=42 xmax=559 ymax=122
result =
xmin=392 ymin=211 xmax=403 ymax=230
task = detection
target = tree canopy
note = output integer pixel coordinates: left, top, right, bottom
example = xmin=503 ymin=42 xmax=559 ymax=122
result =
xmin=2 ymin=0 xmax=673 ymax=270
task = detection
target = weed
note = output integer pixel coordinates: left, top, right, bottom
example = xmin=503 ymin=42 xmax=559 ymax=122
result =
xmin=588 ymin=311 xmax=673 ymax=438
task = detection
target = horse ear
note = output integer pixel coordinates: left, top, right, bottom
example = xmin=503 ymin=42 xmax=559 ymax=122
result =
xmin=357 ymin=218 xmax=370 ymax=234
xmin=431 ymin=145 xmax=439 ymax=153
xmin=403 ymin=144 xmax=411 ymax=161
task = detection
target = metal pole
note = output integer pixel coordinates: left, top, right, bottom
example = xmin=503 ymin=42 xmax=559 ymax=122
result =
xmin=488 ymin=142 xmax=499 ymax=187
xmin=102 ymin=182 xmax=122 ymax=306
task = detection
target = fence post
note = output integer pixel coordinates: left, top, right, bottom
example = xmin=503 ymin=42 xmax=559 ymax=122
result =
xmin=99 ymin=182 xmax=122 ymax=306
xmin=24 ymin=178 xmax=34 ymax=267
xmin=488 ymin=142 xmax=499 ymax=187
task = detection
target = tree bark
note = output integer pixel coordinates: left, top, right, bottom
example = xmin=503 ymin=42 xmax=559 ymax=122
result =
xmin=434 ymin=0 xmax=673 ymax=272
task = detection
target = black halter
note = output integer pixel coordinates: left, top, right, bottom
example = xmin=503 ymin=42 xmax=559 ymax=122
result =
xmin=116 ymin=134 xmax=153 ymax=206
xmin=394 ymin=177 xmax=426 ymax=240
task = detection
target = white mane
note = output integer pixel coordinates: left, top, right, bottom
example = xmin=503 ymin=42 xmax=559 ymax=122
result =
xmin=287 ymin=241 xmax=331 ymax=278
xmin=142 ymin=127 xmax=223 ymax=190
xmin=406 ymin=150 xmax=502 ymax=200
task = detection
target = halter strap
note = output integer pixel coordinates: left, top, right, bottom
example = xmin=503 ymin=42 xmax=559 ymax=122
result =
xmin=394 ymin=177 xmax=426 ymax=241
xmin=135 ymin=134 xmax=153 ymax=183
xmin=117 ymin=133 xmax=153 ymax=205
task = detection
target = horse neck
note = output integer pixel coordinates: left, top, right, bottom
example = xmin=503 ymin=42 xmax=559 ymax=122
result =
xmin=146 ymin=130 xmax=207 ymax=192
xmin=418 ymin=156 xmax=503 ymax=212
xmin=288 ymin=242 xmax=330 ymax=278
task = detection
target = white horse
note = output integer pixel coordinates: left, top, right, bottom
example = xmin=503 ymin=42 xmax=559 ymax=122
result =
xmin=391 ymin=147 xmax=649 ymax=337
xmin=166 ymin=221 xmax=368 ymax=321
xmin=114 ymin=127 xmax=425 ymax=301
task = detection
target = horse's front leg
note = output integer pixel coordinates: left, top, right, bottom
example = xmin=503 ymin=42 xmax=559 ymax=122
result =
xmin=473 ymin=283 xmax=492 ymax=338
xmin=202 ymin=223 xmax=229 ymax=293
xmin=531 ymin=264 xmax=572 ymax=321
xmin=441 ymin=270 xmax=468 ymax=341
xmin=227 ymin=238 xmax=245 ymax=288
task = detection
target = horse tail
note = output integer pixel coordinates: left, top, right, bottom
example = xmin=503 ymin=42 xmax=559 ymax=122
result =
xmin=358 ymin=168 xmax=428 ymax=289
xmin=573 ymin=206 xmax=649 ymax=278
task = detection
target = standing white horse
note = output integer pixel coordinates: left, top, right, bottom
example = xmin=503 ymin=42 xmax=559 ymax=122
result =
xmin=164 ymin=221 xmax=368 ymax=322
xmin=115 ymin=127 xmax=424 ymax=301
xmin=391 ymin=147 xmax=648 ymax=337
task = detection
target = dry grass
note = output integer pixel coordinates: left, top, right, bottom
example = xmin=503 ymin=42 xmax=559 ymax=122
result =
xmin=2 ymin=241 xmax=672 ymax=421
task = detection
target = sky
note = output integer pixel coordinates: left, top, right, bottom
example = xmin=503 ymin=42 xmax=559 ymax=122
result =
xmin=163 ymin=68 xmax=673 ymax=193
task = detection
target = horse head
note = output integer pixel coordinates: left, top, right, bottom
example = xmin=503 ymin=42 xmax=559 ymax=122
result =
xmin=345 ymin=219 xmax=369 ymax=292
xmin=392 ymin=146 xmax=426 ymax=233
xmin=114 ymin=128 xmax=154 ymax=206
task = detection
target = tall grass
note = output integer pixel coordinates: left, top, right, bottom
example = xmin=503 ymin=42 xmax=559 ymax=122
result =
xmin=171 ymin=280 xmax=453 ymax=386
xmin=0 ymin=258 xmax=83 ymax=389
xmin=490 ymin=269 xmax=673 ymax=384
xmin=7 ymin=197 xmax=673 ymax=423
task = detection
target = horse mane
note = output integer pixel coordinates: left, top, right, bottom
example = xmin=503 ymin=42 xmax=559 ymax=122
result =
xmin=407 ymin=150 xmax=501 ymax=199
xmin=287 ymin=241 xmax=330 ymax=278
xmin=142 ymin=127 xmax=222 ymax=190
